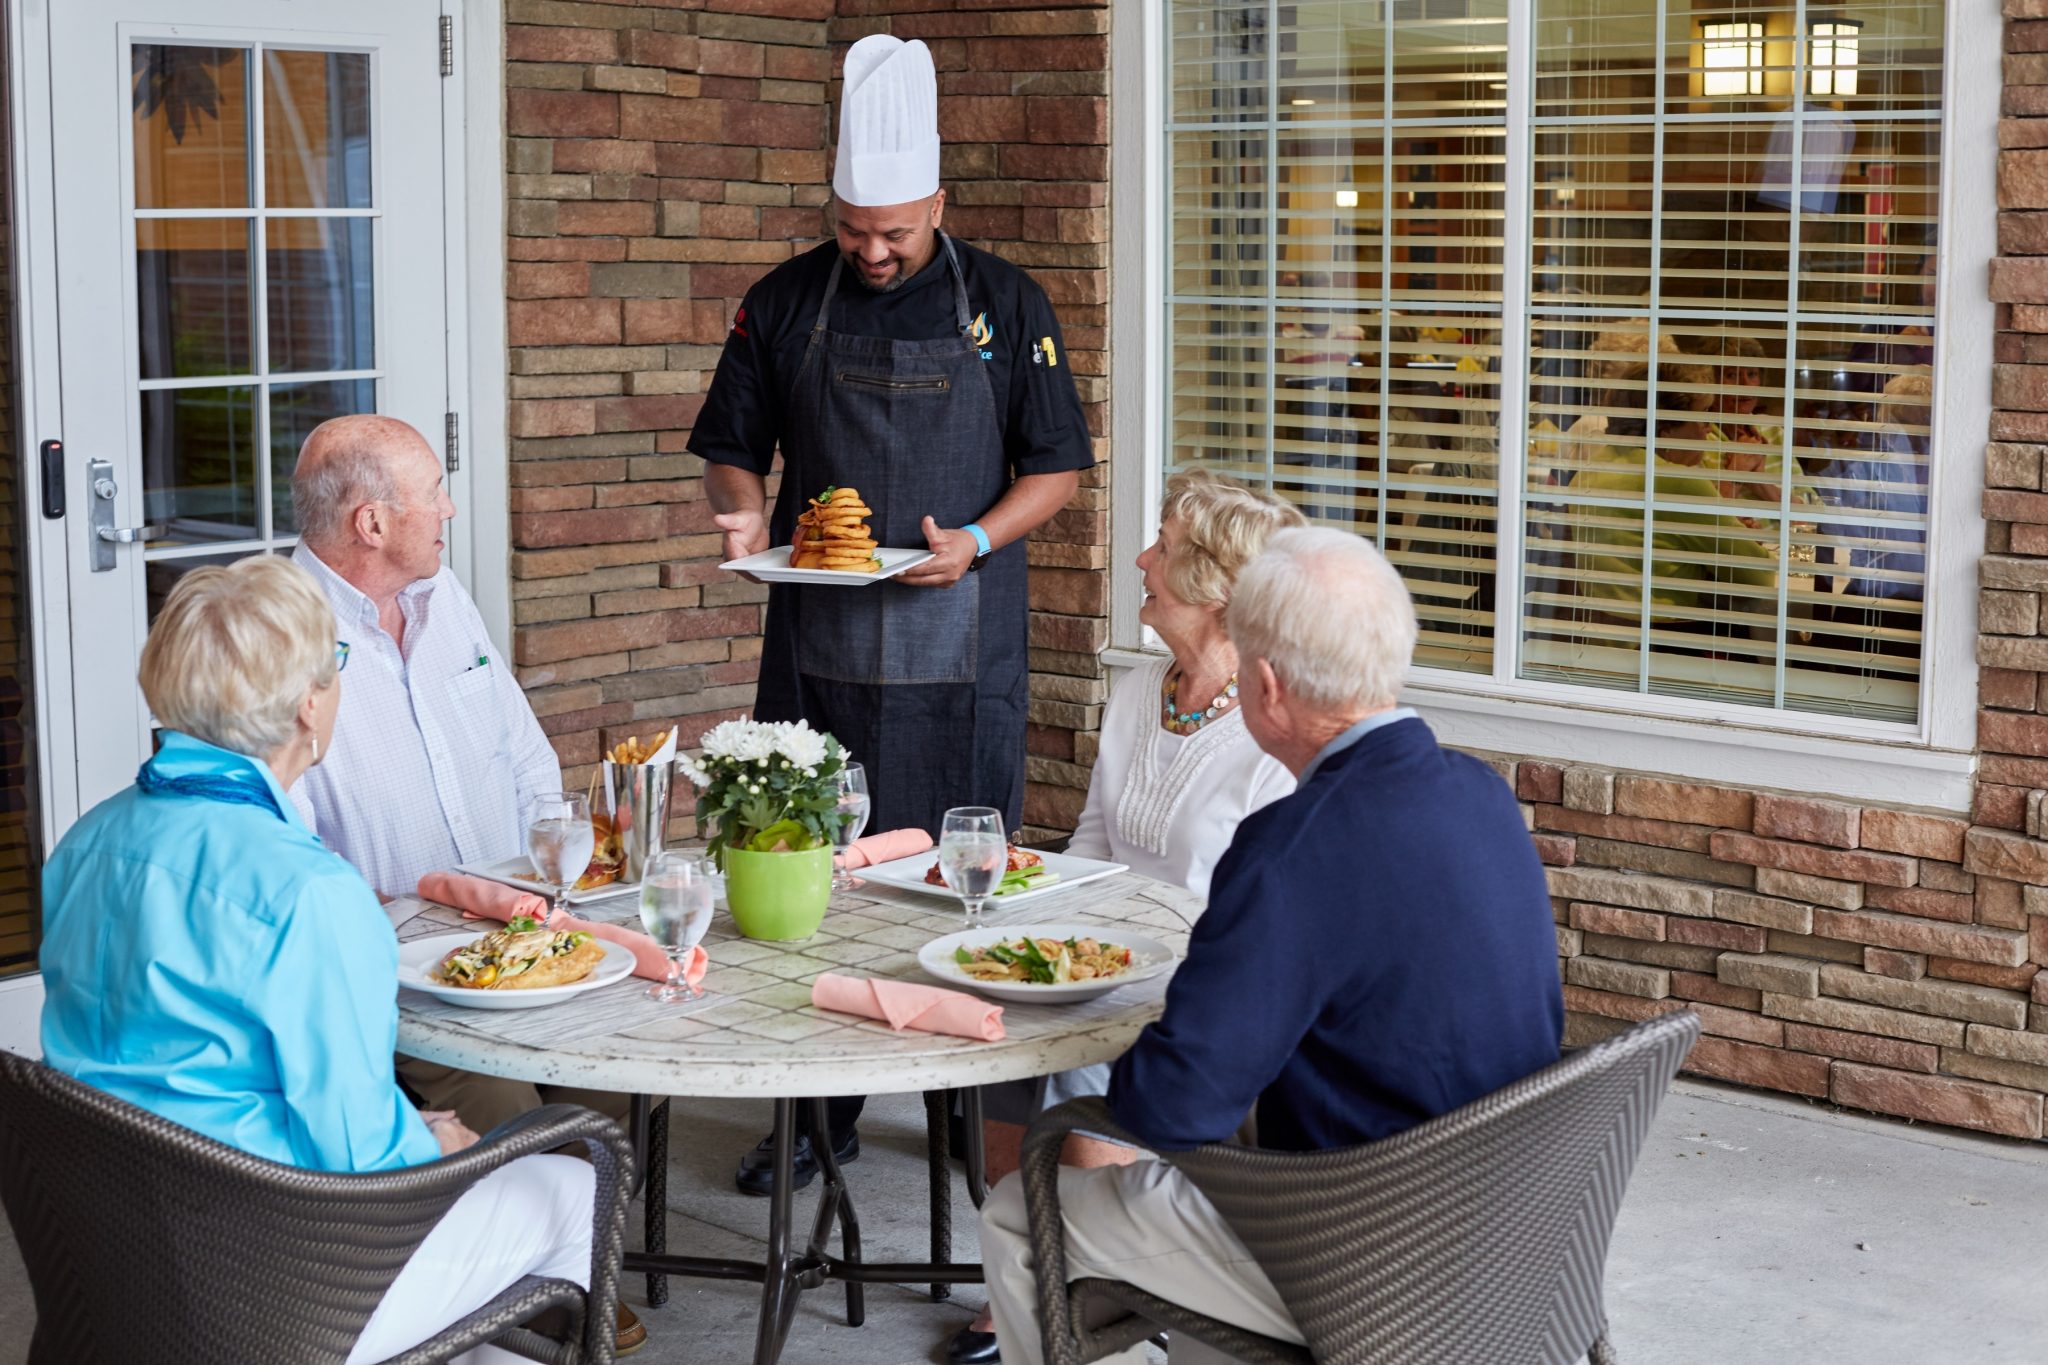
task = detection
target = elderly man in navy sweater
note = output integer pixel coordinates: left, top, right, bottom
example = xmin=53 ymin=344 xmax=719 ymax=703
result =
xmin=978 ymin=527 xmax=1564 ymax=1365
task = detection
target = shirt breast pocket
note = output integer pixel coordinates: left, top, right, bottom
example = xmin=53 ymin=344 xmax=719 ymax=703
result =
xmin=443 ymin=665 xmax=508 ymax=753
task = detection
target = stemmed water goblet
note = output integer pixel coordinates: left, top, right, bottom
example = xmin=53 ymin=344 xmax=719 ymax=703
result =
xmin=830 ymin=762 xmax=872 ymax=892
xmin=525 ymin=791 xmax=593 ymax=922
xmin=938 ymin=806 xmax=1006 ymax=928
xmin=639 ymin=850 xmax=714 ymax=1002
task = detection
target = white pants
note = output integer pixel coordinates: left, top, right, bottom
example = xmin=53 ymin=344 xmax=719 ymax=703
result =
xmin=979 ymin=1162 xmax=1306 ymax=1365
xmin=347 ymin=1153 xmax=595 ymax=1365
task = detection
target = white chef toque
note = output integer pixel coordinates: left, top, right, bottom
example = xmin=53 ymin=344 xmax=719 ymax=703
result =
xmin=833 ymin=34 xmax=940 ymax=208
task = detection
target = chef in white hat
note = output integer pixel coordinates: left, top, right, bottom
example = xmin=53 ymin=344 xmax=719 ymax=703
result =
xmin=689 ymin=33 xmax=1091 ymax=1208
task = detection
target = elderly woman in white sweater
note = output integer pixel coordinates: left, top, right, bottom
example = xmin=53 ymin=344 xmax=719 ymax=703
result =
xmin=1064 ymin=469 xmax=1303 ymax=895
xmin=945 ymin=469 xmax=1302 ymax=1365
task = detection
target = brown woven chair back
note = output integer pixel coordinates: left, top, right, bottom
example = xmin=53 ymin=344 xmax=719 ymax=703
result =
xmin=1024 ymin=1011 xmax=1699 ymax=1365
xmin=0 ymin=1052 xmax=629 ymax=1365
xmin=1167 ymin=1009 xmax=1700 ymax=1364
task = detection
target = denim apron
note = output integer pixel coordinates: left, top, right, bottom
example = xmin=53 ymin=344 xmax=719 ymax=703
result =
xmin=752 ymin=234 xmax=1026 ymax=837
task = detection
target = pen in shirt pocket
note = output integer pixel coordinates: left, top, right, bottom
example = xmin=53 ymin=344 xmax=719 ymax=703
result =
xmin=470 ymin=642 xmax=491 ymax=671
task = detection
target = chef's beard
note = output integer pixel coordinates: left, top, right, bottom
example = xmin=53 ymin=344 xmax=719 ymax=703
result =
xmin=843 ymin=253 xmax=910 ymax=293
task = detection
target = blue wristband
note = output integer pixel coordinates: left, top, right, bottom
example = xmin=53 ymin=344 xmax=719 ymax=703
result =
xmin=962 ymin=522 xmax=992 ymax=557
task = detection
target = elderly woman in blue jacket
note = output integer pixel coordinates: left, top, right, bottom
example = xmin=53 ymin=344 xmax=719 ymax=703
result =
xmin=38 ymin=554 xmax=593 ymax=1365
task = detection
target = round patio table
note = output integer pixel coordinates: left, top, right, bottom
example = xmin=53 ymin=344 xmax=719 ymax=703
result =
xmin=391 ymin=868 xmax=1199 ymax=1365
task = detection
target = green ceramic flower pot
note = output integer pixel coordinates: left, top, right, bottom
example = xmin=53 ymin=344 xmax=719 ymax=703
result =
xmin=721 ymin=845 xmax=834 ymax=941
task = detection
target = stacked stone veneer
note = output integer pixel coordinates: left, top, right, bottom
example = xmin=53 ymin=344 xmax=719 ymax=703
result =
xmin=499 ymin=0 xmax=1111 ymax=841
xmin=1470 ymin=755 xmax=2048 ymax=1139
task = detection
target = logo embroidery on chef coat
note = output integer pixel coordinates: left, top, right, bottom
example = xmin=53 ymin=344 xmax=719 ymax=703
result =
xmin=969 ymin=310 xmax=994 ymax=361
xmin=730 ymin=306 xmax=749 ymax=339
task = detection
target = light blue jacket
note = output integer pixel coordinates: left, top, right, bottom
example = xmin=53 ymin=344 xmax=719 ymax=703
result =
xmin=39 ymin=732 xmax=440 ymax=1172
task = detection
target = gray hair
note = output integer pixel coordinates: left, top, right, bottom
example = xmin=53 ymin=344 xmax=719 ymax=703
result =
xmin=291 ymin=416 xmax=411 ymax=547
xmin=1226 ymin=528 xmax=1417 ymax=713
xmin=139 ymin=556 xmax=338 ymax=758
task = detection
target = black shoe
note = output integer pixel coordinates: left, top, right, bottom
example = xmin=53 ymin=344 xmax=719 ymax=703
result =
xmin=733 ymin=1127 xmax=859 ymax=1196
xmin=945 ymin=1326 xmax=1001 ymax=1364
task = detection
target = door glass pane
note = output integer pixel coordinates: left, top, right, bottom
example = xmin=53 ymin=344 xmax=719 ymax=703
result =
xmin=268 ymin=217 xmax=374 ymax=373
xmin=136 ymin=218 xmax=254 ymax=380
xmin=271 ymin=378 xmax=375 ymax=533
xmin=263 ymin=50 xmax=372 ymax=209
xmin=140 ymin=386 xmax=259 ymax=544
xmin=132 ymin=46 xmax=251 ymax=210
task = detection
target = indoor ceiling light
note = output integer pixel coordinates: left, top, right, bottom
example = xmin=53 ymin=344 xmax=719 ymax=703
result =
xmin=1290 ymin=97 xmax=1316 ymax=106
xmin=1335 ymin=189 xmax=1359 ymax=208
xmin=1810 ymin=18 xmax=1862 ymax=98
xmin=1702 ymin=20 xmax=1765 ymax=98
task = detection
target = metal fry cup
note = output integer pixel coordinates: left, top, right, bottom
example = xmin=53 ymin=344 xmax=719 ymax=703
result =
xmin=604 ymin=758 xmax=672 ymax=884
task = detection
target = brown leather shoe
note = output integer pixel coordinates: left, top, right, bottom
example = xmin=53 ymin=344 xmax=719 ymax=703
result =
xmin=615 ymin=1303 xmax=648 ymax=1356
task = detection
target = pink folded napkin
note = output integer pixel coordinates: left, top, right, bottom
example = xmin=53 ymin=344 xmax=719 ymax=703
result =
xmin=840 ymin=828 xmax=936 ymax=870
xmin=812 ymin=972 xmax=1005 ymax=1041
xmin=417 ymin=871 xmax=706 ymax=988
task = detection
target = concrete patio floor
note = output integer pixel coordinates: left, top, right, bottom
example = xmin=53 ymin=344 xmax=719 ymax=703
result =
xmin=3 ymin=1078 xmax=2043 ymax=1364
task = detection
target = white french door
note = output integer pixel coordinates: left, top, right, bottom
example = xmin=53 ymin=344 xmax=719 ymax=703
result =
xmin=2 ymin=0 xmax=476 ymax=1051
xmin=43 ymin=1 xmax=458 ymax=812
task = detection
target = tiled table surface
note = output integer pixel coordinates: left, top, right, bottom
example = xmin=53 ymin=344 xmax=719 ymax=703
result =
xmin=393 ymin=870 xmax=1199 ymax=1098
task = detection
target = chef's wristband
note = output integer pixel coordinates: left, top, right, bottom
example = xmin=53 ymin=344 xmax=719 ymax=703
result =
xmin=962 ymin=522 xmax=992 ymax=558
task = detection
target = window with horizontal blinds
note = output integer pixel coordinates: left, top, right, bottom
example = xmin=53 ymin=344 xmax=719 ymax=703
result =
xmin=1166 ymin=0 xmax=1943 ymax=725
xmin=1168 ymin=0 xmax=1509 ymax=675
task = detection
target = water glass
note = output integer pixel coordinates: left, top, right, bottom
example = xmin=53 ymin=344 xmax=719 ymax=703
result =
xmin=639 ymin=850 xmax=714 ymax=1002
xmin=831 ymin=763 xmax=872 ymax=892
xmin=526 ymin=791 xmax=593 ymax=921
xmin=938 ymin=806 xmax=1006 ymax=927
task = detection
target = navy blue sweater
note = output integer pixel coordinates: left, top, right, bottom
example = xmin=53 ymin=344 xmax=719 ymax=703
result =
xmin=1108 ymin=717 xmax=1563 ymax=1153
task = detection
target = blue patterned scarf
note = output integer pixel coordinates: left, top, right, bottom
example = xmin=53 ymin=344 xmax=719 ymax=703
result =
xmin=135 ymin=760 xmax=279 ymax=813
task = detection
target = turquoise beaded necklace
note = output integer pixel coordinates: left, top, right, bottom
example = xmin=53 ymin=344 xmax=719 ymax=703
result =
xmin=1160 ymin=665 xmax=1240 ymax=736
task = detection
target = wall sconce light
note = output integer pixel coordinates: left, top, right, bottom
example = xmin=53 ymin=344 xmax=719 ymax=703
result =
xmin=1335 ymin=189 xmax=1360 ymax=208
xmin=1810 ymin=18 xmax=1861 ymax=98
xmin=1702 ymin=20 xmax=1765 ymax=98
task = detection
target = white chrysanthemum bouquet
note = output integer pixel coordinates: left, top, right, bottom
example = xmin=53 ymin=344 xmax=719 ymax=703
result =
xmin=678 ymin=717 xmax=847 ymax=865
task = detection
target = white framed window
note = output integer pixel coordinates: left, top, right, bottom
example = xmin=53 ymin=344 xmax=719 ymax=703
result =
xmin=1111 ymin=0 xmax=1996 ymax=808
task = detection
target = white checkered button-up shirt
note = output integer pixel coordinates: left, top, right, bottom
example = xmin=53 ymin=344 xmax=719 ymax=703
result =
xmin=289 ymin=545 xmax=562 ymax=898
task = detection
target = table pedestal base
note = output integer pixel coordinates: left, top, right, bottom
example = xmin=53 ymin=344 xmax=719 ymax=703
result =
xmin=624 ymin=1091 xmax=990 ymax=1365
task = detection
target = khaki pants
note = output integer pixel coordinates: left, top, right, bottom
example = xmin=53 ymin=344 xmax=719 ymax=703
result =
xmin=396 ymin=1055 xmax=635 ymax=1135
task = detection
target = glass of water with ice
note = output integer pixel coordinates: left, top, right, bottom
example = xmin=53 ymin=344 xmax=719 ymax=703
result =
xmin=640 ymin=850 xmax=714 ymax=1002
xmin=526 ymin=791 xmax=594 ymax=921
xmin=939 ymin=806 xmax=1006 ymax=928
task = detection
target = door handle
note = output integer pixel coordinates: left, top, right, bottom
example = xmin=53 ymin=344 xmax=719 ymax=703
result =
xmin=87 ymin=458 xmax=160 ymax=571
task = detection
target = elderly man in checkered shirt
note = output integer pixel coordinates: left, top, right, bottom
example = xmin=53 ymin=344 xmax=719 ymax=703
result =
xmin=286 ymin=415 xmax=650 ymax=1353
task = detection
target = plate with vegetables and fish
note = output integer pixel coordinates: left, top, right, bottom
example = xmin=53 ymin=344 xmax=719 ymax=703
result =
xmin=917 ymin=923 xmax=1176 ymax=1004
xmin=860 ymin=846 xmax=1129 ymax=908
xmin=398 ymin=919 xmax=637 ymax=1010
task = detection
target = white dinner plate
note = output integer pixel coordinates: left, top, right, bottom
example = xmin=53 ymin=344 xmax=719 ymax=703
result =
xmin=455 ymin=856 xmax=639 ymax=906
xmin=397 ymin=933 xmax=638 ymax=1011
xmin=918 ymin=923 xmax=1176 ymax=1004
xmin=857 ymin=848 xmax=1129 ymax=909
xmin=719 ymin=545 xmax=937 ymax=585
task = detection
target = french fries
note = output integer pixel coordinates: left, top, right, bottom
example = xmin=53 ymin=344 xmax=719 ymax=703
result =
xmin=791 ymin=486 xmax=881 ymax=572
xmin=605 ymin=727 xmax=674 ymax=766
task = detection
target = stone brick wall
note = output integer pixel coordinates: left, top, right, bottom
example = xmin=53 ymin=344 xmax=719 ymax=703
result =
xmin=1490 ymin=757 xmax=2048 ymax=1139
xmin=500 ymin=0 xmax=1112 ymax=839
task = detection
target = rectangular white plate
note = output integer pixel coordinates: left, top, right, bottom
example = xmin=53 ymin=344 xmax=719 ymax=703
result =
xmin=455 ymin=856 xmax=639 ymax=906
xmin=719 ymin=545 xmax=937 ymax=585
xmin=857 ymin=848 xmax=1130 ymax=909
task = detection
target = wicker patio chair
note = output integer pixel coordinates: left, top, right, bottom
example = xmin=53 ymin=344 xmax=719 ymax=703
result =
xmin=0 ymin=1053 xmax=632 ymax=1365
xmin=1021 ymin=1009 xmax=1701 ymax=1365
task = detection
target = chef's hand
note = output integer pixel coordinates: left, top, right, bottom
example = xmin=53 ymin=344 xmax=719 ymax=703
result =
xmin=897 ymin=515 xmax=978 ymax=588
xmin=713 ymin=508 xmax=770 ymax=583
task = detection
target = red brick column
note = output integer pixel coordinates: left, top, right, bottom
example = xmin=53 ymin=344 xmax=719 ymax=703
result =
xmin=832 ymin=1 xmax=1114 ymax=839
xmin=502 ymin=2 xmax=836 ymax=834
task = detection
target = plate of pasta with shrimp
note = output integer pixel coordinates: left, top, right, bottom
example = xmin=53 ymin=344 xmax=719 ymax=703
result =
xmin=917 ymin=923 xmax=1176 ymax=1004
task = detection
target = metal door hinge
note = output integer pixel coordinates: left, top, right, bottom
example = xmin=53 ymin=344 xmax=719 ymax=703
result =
xmin=439 ymin=15 xmax=454 ymax=77
xmin=445 ymin=412 xmax=461 ymax=472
